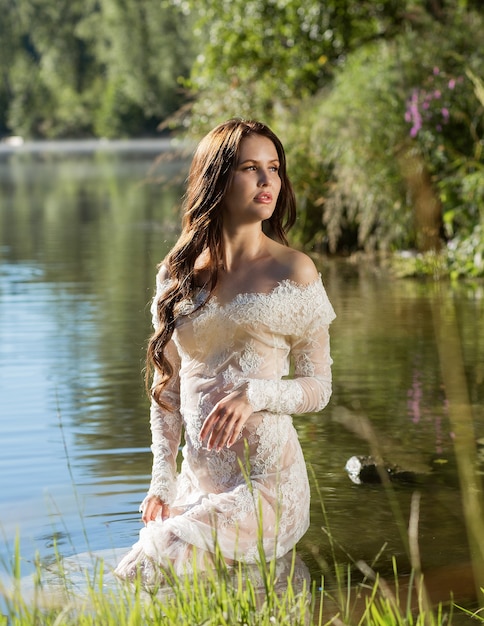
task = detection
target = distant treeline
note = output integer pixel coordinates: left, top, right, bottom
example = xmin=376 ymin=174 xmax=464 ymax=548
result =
xmin=0 ymin=0 xmax=194 ymax=138
xmin=1 ymin=0 xmax=481 ymax=141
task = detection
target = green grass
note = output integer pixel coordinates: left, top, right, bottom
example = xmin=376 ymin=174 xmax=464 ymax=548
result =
xmin=0 ymin=529 xmax=467 ymax=626
xmin=1 ymin=432 xmax=478 ymax=624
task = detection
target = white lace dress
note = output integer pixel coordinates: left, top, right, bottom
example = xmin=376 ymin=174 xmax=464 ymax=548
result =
xmin=115 ymin=274 xmax=336 ymax=583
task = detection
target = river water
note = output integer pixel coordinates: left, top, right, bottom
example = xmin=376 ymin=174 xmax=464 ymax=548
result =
xmin=0 ymin=143 xmax=483 ymax=603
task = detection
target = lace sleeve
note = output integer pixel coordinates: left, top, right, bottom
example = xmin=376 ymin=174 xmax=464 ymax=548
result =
xmin=140 ymin=276 xmax=183 ymax=510
xmin=246 ymin=280 xmax=335 ymax=415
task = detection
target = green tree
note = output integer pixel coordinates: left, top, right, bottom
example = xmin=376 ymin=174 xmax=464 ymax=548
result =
xmin=85 ymin=0 xmax=194 ymax=137
xmin=285 ymin=7 xmax=483 ymax=256
xmin=1 ymin=0 xmax=194 ymax=138
xmin=6 ymin=0 xmax=99 ymax=137
xmin=0 ymin=0 xmax=21 ymax=135
xmin=177 ymin=0 xmax=484 ymax=270
xmin=176 ymin=0 xmax=427 ymax=131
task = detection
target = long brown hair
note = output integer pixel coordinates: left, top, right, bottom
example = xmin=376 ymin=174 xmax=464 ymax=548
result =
xmin=147 ymin=118 xmax=296 ymax=407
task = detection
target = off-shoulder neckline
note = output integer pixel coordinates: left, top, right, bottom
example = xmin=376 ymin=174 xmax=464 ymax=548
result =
xmin=201 ymin=275 xmax=323 ymax=309
xmin=158 ymin=274 xmax=325 ymax=313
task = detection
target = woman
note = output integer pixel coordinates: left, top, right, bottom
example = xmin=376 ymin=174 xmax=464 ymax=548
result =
xmin=115 ymin=119 xmax=336 ymax=584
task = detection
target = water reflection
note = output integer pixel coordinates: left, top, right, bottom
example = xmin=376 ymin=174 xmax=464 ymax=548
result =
xmin=299 ymin=262 xmax=483 ymax=578
xmin=0 ymin=148 xmax=483 ymax=602
xmin=0 ymin=147 xmax=187 ymax=562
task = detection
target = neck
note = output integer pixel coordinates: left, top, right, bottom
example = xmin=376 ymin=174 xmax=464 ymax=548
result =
xmin=221 ymin=225 xmax=266 ymax=272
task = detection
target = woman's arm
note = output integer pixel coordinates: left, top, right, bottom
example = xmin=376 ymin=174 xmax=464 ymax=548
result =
xmin=199 ymin=300 xmax=334 ymax=451
xmin=246 ymin=253 xmax=335 ymax=415
xmin=200 ymin=257 xmax=335 ymax=451
xmin=246 ymin=320 xmax=333 ymax=415
xmin=140 ymin=339 xmax=182 ymax=521
xmin=140 ymin=271 xmax=183 ymax=522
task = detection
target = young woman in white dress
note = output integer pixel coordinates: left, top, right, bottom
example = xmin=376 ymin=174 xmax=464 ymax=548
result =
xmin=115 ymin=119 xmax=336 ymax=584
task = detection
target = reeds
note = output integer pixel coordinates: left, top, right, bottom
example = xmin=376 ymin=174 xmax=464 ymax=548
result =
xmin=0 ymin=510 xmax=464 ymax=626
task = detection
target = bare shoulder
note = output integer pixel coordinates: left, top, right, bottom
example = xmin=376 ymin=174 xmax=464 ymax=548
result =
xmin=286 ymin=249 xmax=319 ymax=284
xmin=267 ymin=240 xmax=319 ymax=285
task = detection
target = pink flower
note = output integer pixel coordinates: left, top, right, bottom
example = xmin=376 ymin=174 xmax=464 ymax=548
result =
xmin=433 ymin=66 xmax=440 ymax=75
xmin=448 ymin=78 xmax=456 ymax=90
xmin=410 ymin=123 xmax=421 ymax=137
xmin=441 ymin=107 xmax=449 ymax=119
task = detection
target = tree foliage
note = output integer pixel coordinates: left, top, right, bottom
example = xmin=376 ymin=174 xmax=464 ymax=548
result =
xmin=283 ymin=8 xmax=484 ymax=257
xmin=0 ymin=0 xmax=194 ymax=138
xmin=176 ymin=0 xmax=483 ymax=271
xmin=178 ymin=0 xmax=418 ymax=131
xmin=1 ymin=0 xmax=483 ymax=274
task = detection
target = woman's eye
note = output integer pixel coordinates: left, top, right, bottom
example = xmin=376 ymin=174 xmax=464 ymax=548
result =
xmin=241 ymin=164 xmax=279 ymax=172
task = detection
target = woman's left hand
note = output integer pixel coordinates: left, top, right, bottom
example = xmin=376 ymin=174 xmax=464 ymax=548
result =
xmin=141 ymin=495 xmax=170 ymax=525
xmin=199 ymin=385 xmax=254 ymax=451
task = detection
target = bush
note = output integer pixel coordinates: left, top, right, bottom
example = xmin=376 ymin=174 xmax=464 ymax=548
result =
xmin=281 ymin=7 xmax=484 ymax=269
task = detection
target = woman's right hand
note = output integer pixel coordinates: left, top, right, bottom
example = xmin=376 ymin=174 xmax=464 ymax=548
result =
xmin=141 ymin=495 xmax=170 ymax=524
xmin=199 ymin=384 xmax=253 ymax=452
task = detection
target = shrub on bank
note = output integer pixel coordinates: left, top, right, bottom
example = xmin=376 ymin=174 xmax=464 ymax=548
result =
xmin=282 ymin=10 xmax=483 ymax=279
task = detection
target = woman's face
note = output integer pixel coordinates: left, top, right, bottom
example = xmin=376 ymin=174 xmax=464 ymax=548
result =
xmin=222 ymin=134 xmax=282 ymax=229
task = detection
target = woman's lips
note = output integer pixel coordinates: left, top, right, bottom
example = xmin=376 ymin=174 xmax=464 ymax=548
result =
xmin=254 ymin=192 xmax=273 ymax=203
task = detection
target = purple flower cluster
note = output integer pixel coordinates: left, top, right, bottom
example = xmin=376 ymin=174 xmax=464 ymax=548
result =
xmin=405 ymin=67 xmax=463 ymax=138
